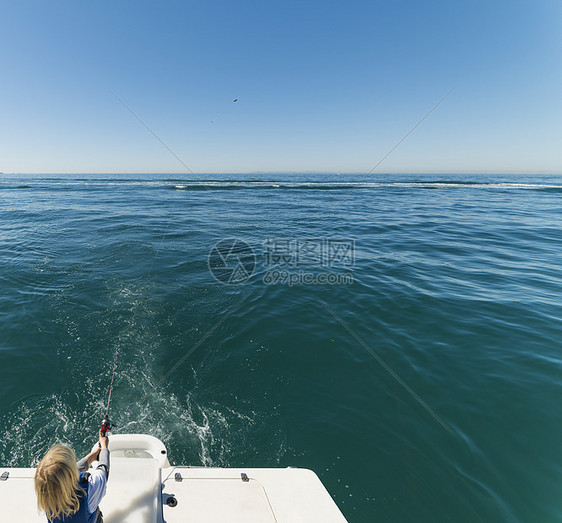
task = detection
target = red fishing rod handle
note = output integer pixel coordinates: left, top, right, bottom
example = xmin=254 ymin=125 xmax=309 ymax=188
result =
xmin=100 ymin=417 xmax=112 ymax=436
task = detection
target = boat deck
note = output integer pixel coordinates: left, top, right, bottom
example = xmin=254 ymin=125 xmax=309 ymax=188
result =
xmin=0 ymin=434 xmax=347 ymax=522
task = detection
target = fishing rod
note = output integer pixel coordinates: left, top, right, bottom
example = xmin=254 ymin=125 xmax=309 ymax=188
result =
xmin=100 ymin=347 xmax=118 ymax=436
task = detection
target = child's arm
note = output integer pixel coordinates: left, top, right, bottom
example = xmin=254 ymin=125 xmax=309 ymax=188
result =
xmin=86 ymin=431 xmax=110 ymax=515
xmin=77 ymin=444 xmax=102 ymax=472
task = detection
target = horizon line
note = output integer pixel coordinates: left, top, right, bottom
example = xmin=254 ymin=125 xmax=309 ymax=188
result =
xmin=1 ymin=171 xmax=561 ymax=176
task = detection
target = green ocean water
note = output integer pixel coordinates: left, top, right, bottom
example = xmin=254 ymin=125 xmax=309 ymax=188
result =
xmin=0 ymin=173 xmax=561 ymax=522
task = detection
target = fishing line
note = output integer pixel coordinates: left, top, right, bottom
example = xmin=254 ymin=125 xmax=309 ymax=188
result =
xmin=99 ymin=92 xmax=190 ymax=433
xmin=101 ymin=90 xmax=250 ymax=430
xmin=99 ymin=93 xmax=201 ymax=433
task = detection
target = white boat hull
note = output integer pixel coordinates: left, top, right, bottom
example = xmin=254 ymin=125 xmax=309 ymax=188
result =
xmin=0 ymin=434 xmax=347 ymax=522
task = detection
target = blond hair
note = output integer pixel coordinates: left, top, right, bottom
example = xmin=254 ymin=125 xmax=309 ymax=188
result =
xmin=34 ymin=444 xmax=85 ymax=520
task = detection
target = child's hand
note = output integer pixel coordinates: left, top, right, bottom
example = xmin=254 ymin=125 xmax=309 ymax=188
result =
xmin=98 ymin=429 xmax=109 ymax=449
xmin=91 ymin=442 xmax=102 ymax=458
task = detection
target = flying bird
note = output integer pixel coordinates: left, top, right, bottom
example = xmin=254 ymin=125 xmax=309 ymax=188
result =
xmin=233 ymin=98 xmax=238 ymax=102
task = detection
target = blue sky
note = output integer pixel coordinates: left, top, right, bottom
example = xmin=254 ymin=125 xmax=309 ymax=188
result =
xmin=1 ymin=0 xmax=560 ymax=174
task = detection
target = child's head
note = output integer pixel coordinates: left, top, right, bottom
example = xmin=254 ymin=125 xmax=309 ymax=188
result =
xmin=34 ymin=444 xmax=84 ymax=519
